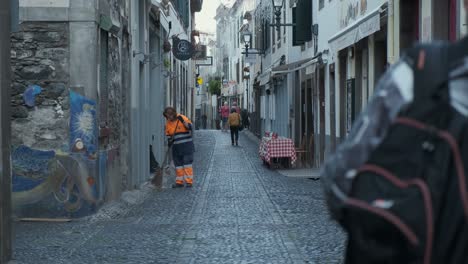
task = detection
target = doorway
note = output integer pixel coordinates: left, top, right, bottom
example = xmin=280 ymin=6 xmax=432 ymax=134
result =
xmin=149 ymin=22 xmax=164 ymax=164
xmin=306 ymin=77 xmax=313 ymax=167
xmin=433 ymin=0 xmax=457 ymax=41
xmin=293 ymin=71 xmax=302 ymax=146
xmin=300 ymin=81 xmax=306 ymax=145
xmin=318 ymin=66 xmax=325 ymax=165
xmin=339 ymin=51 xmax=347 ymax=142
xmin=400 ymin=0 xmax=419 ymax=51
xmin=374 ymin=31 xmax=388 ymax=85
xmin=329 ymin=64 xmax=336 ymax=154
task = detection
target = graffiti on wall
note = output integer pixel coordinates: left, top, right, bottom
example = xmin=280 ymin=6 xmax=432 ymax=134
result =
xmin=70 ymin=90 xmax=98 ymax=159
xmin=23 ymin=85 xmax=42 ymax=107
xmin=12 ymin=90 xmax=102 ymax=216
xmin=340 ymin=0 xmax=368 ymax=29
xmin=12 ymin=147 xmax=98 ymax=213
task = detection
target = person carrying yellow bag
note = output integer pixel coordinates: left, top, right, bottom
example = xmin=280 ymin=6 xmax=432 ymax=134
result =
xmin=227 ymin=108 xmax=241 ymax=146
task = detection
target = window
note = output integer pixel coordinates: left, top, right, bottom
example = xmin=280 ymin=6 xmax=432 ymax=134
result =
xmin=319 ymin=0 xmax=324 ymax=10
xmin=173 ymin=0 xmax=189 ymax=28
xmin=236 ymin=61 xmax=240 ymax=83
xmin=283 ymin=10 xmax=286 ymax=43
xmin=263 ymin=19 xmax=270 ymax=51
xmin=260 ymin=96 xmax=266 ymax=119
xmin=255 ymin=11 xmax=262 ymax=51
xmin=233 ymin=24 xmax=237 ymax=49
xmin=277 ymin=25 xmax=281 ymax=45
xmin=292 ymin=0 xmax=312 ymax=46
xmin=272 ymin=25 xmax=276 ymax=50
xmin=223 ymin=57 xmax=229 ymax=81
xmin=238 ymin=17 xmax=241 ymax=46
xmin=269 ymin=94 xmax=276 ymax=120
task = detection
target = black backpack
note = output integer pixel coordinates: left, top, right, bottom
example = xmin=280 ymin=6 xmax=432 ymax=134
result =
xmin=322 ymin=38 xmax=468 ymax=264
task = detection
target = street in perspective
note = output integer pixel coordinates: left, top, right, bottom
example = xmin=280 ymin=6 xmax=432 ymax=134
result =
xmin=1 ymin=0 xmax=468 ymax=263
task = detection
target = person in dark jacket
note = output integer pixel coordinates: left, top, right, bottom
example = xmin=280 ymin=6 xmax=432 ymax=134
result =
xmin=240 ymin=109 xmax=250 ymax=129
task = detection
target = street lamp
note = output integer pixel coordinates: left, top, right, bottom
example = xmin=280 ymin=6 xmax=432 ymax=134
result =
xmin=241 ymin=29 xmax=263 ymax=57
xmin=272 ymin=0 xmax=284 ymax=29
xmin=242 ymin=31 xmax=252 ymax=50
xmin=270 ymin=0 xmax=294 ymax=32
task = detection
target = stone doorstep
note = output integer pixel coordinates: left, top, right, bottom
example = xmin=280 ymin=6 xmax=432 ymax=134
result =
xmin=277 ymin=168 xmax=321 ymax=179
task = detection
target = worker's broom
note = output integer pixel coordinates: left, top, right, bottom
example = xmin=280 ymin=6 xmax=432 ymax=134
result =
xmin=151 ymin=146 xmax=173 ymax=188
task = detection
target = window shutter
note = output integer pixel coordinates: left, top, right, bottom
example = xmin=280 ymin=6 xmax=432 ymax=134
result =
xmin=292 ymin=0 xmax=312 ymax=46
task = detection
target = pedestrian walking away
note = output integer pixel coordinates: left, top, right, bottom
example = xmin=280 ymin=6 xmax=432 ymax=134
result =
xmin=220 ymin=102 xmax=230 ymax=132
xmin=163 ymin=107 xmax=195 ymax=188
xmin=201 ymin=114 xmax=207 ymax=129
xmin=232 ymin=101 xmax=240 ymax=114
xmin=228 ymin=108 xmax=241 ymax=146
xmin=240 ymin=108 xmax=250 ymax=130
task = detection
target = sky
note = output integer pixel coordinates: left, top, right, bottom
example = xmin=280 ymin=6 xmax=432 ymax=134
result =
xmin=195 ymin=0 xmax=234 ymax=34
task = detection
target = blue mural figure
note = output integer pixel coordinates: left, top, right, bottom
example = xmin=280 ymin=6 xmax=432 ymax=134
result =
xmin=70 ymin=91 xmax=98 ymax=159
xmin=23 ymin=85 xmax=42 ymax=107
xmin=12 ymin=146 xmax=99 ymax=214
xmin=12 ymin=146 xmax=55 ymax=192
xmin=11 ymin=91 xmax=102 ymax=217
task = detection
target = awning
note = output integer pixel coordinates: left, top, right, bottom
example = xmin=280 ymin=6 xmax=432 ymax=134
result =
xmin=328 ymin=3 xmax=387 ymax=53
xmin=259 ymin=68 xmax=272 ymax=86
xmin=271 ymin=55 xmax=321 ymax=76
xmin=258 ymin=54 xmax=322 ymax=85
xmin=272 ymin=58 xmax=311 ymax=72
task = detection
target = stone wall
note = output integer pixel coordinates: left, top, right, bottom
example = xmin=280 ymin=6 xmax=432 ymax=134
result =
xmin=9 ymin=0 xmax=133 ymax=217
xmin=120 ymin=31 xmax=131 ymax=191
xmin=10 ymin=22 xmax=101 ymax=217
xmin=108 ymin=36 xmax=122 ymax=147
xmin=10 ymin=23 xmax=70 ymax=151
xmin=105 ymin=34 xmax=124 ymax=201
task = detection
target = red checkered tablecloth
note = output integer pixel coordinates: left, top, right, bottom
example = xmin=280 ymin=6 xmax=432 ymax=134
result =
xmin=259 ymin=136 xmax=297 ymax=165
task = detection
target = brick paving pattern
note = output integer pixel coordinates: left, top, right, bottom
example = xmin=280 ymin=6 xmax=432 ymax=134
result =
xmin=13 ymin=130 xmax=345 ymax=264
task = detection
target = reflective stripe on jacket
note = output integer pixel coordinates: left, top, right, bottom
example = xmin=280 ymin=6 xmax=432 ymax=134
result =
xmin=166 ymin=114 xmax=194 ymax=154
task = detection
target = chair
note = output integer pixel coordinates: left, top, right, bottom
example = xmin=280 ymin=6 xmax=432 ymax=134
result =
xmin=308 ymin=134 xmax=314 ymax=167
xmin=295 ymin=135 xmax=309 ymax=167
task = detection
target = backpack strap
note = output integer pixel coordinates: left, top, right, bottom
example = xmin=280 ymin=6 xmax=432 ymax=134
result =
xmin=449 ymin=36 xmax=468 ymax=67
xmin=407 ymin=42 xmax=450 ymax=101
xmin=407 ymin=37 xmax=468 ymax=102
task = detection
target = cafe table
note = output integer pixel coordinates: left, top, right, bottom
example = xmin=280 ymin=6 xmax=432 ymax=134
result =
xmin=259 ymin=136 xmax=297 ymax=168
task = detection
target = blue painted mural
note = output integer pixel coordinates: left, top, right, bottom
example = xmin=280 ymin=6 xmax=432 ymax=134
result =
xmin=12 ymin=90 xmax=104 ymax=217
xmin=70 ymin=90 xmax=98 ymax=159
xmin=23 ymin=85 xmax=42 ymax=107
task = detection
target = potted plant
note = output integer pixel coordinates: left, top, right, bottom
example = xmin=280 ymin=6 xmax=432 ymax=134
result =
xmin=163 ymin=40 xmax=171 ymax=53
xmin=163 ymin=59 xmax=171 ymax=69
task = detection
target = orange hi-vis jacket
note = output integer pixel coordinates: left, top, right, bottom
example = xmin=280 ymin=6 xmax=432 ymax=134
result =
xmin=166 ymin=114 xmax=194 ymax=155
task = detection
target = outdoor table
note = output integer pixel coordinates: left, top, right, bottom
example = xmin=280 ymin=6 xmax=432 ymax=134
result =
xmin=259 ymin=136 xmax=297 ymax=168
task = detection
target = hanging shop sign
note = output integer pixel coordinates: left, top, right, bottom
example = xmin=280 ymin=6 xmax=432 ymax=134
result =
xmin=192 ymin=44 xmax=207 ymax=60
xmin=172 ymin=38 xmax=194 ymax=61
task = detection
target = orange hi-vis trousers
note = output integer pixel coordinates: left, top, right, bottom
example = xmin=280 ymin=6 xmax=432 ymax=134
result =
xmin=173 ymin=153 xmax=194 ymax=185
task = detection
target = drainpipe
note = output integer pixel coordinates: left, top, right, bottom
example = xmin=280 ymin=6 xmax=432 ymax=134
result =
xmin=0 ymin=0 xmax=12 ymax=262
xmin=387 ymin=0 xmax=395 ymax=64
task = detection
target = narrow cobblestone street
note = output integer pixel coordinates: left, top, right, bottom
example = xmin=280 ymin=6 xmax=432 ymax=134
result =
xmin=13 ymin=131 xmax=345 ymax=264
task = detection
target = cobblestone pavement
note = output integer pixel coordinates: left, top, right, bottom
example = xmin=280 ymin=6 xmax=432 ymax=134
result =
xmin=13 ymin=130 xmax=346 ymax=264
